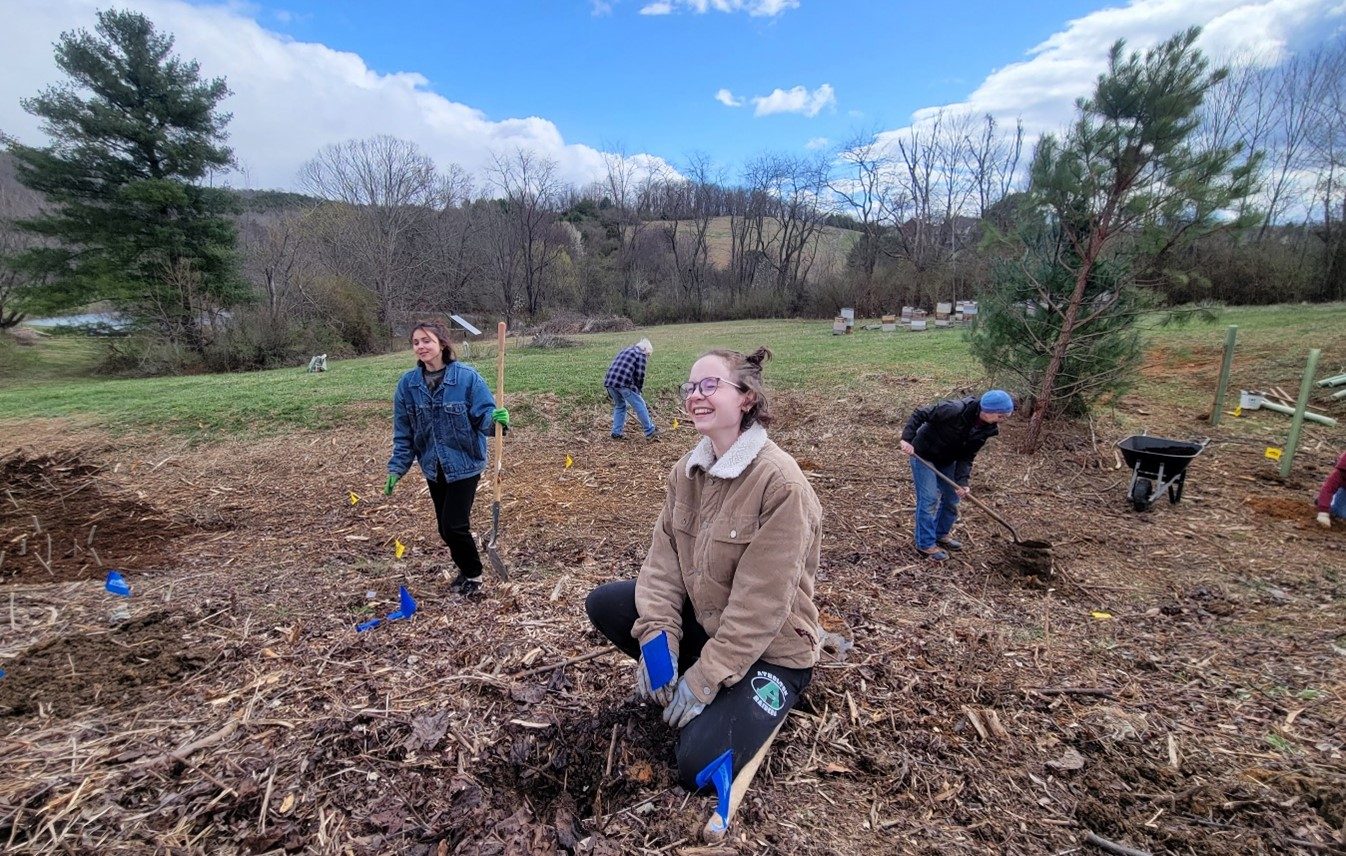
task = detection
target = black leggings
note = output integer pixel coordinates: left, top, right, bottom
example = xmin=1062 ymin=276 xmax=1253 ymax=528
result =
xmin=585 ymin=580 xmax=811 ymax=792
xmin=427 ymin=472 xmax=482 ymax=578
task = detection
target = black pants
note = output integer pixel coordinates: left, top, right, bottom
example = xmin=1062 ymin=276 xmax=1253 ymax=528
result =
xmin=427 ymin=471 xmax=482 ymax=578
xmin=586 ymin=580 xmax=811 ymax=792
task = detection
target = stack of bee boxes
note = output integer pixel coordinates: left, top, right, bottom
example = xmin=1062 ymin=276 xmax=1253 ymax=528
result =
xmin=881 ymin=314 xmax=897 ymax=332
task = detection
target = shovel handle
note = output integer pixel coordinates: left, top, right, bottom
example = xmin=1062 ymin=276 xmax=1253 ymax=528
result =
xmin=494 ymin=322 xmax=506 ymax=502
xmin=910 ymin=453 xmax=1021 ymax=544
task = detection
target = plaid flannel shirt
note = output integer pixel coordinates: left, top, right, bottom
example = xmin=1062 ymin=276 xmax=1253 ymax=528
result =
xmin=604 ymin=346 xmax=647 ymax=391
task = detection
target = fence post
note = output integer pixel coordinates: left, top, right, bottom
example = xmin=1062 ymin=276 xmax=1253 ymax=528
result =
xmin=1280 ymin=348 xmax=1321 ymax=479
xmin=1209 ymin=325 xmax=1237 ymax=427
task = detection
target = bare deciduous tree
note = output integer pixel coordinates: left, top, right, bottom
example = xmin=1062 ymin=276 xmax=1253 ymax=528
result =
xmin=300 ymin=135 xmax=444 ymax=330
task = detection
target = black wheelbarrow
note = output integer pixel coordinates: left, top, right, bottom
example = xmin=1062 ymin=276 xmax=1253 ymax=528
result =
xmin=1116 ymin=434 xmax=1209 ymax=512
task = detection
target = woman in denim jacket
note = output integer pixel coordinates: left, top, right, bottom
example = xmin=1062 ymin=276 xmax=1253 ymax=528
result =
xmin=384 ymin=321 xmax=508 ymax=596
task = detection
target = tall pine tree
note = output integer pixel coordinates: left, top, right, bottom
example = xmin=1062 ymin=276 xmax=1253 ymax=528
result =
xmin=8 ymin=8 xmax=244 ymax=352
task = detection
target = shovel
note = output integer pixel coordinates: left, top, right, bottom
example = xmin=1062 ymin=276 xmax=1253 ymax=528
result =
xmin=484 ymin=322 xmax=509 ymax=581
xmin=910 ymin=453 xmax=1053 ymax=574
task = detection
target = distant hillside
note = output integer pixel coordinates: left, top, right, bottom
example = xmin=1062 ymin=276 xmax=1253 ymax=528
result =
xmin=646 ymin=216 xmax=860 ymax=274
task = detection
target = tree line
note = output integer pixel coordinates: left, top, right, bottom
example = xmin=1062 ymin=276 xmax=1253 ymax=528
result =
xmin=0 ymin=12 xmax=1343 ymax=445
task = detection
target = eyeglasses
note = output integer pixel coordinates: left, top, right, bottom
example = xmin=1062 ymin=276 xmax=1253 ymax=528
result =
xmin=679 ymin=376 xmax=746 ymax=399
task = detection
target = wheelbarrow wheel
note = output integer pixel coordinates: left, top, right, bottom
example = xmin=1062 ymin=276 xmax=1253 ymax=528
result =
xmin=1130 ymin=478 xmax=1153 ymax=512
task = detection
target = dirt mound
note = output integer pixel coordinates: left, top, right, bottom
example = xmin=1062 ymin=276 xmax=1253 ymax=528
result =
xmin=0 ymin=450 xmax=186 ymax=584
xmin=0 ymin=611 xmax=209 ymax=719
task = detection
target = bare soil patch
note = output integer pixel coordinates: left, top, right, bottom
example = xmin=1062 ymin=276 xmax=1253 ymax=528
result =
xmin=1 ymin=449 xmax=187 ymax=584
xmin=1 ymin=390 xmax=1343 ymax=855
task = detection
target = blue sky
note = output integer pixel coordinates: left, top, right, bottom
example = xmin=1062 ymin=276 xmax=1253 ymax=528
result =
xmin=2 ymin=0 xmax=1342 ymax=191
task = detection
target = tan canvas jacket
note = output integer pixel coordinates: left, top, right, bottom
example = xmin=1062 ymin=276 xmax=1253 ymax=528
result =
xmin=633 ymin=424 xmax=823 ymax=704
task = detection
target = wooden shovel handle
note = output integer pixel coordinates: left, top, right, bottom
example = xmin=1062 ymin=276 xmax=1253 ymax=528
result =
xmin=494 ymin=322 xmax=506 ymax=502
xmin=910 ymin=452 xmax=1021 ymax=543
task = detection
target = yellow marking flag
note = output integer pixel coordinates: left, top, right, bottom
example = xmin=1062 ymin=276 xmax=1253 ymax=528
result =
xmin=672 ymin=418 xmax=679 ymax=430
xmin=1090 ymin=610 xmax=1113 ymax=620
xmin=564 ymin=454 xmax=574 ymax=469
xmin=349 ymin=491 xmax=360 ymax=506
xmin=1231 ymin=405 xmax=1242 ymax=417
xmin=1264 ymin=447 xmax=1282 ymax=461
xmin=394 ymin=539 xmax=406 ymax=559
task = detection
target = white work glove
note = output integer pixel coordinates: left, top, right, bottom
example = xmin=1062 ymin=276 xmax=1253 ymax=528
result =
xmin=662 ymin=678 xmax=709 ymax=729
xmin=1318 ymin=511 xmax=1332 ymax=528
xmin=634 ymin=654 xmax=676 ymax=706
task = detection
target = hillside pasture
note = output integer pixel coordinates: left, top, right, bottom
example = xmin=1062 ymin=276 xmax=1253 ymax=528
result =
xmin=1 ymin=307 xmax=1344 ymax=854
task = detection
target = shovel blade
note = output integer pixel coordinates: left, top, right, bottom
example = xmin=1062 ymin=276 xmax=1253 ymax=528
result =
xmin=484 ymin=501 xmax=508 ymax=581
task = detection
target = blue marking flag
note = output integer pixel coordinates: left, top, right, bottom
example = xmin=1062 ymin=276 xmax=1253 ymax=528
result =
xmin=695 ymin=748 xmax=733 ymax=832
xmin=105 ymin=570 xmax=131 ymax=597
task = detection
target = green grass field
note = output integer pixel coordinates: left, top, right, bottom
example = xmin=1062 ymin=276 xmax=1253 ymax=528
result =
xmin=2 ymin=304 xmax=1343 ymax=436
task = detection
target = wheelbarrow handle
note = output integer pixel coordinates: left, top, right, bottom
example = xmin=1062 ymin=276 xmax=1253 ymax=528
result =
xmin=910 ymin=453 xmax=1021 ymax=544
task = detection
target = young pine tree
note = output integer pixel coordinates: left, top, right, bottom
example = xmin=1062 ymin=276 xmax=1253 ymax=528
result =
xmin=969 ymin=27 xmax=1259 ymax=451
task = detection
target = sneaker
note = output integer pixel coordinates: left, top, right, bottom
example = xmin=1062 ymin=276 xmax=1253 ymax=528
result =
xmin=919 ymin=546 xmax=950 ymax=562
xmin=610 ymin=433 xmax=625 ymax=440
xmin=643 ymin=430 xmax=661 ymax=443
xmin=448 ymin=573 xmax=482 ymax=596
xmin=936 ymin=537 xmax=963 ymax=551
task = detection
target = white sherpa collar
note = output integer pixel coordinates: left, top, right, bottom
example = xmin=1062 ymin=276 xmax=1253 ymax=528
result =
xmin=686 ymin=423 xmax=769 ymax=479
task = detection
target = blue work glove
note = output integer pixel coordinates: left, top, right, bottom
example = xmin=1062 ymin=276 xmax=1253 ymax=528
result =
xmin=662 ymin=677 xmax=709 ymax=729
xmin=492 ymin=407 xmax=510 ymax=429
xmin=384 ymin=474 xmax=400 ymax=496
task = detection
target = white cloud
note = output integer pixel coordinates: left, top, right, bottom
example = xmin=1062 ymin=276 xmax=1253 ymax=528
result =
xmin=0 ymin=0 xmax=675 ymax=191
xmin=639 ymin=0 xmax=799 ymax=16
xmin=883 ymin=0 xmax=1343 ymax=145
xmin=715 ymin=88 xmax=744 ymax=107
xmin=591 ymin=0 xmax=616 ymax=15
xmin=752 ymin=83 xmax=836 ymax=117
xmin=804 ymin=136 xmax=830 ymax=150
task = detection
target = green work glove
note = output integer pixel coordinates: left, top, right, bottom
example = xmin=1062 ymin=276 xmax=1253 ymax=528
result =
xmin=492 ymin=407 xmax=510 ymax=429
xmin=384 ymin=473 xmax=400 ymax=496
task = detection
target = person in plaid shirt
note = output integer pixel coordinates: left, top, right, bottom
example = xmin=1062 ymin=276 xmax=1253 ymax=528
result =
xmin=605 ymin=338 xmax=658 ymax=440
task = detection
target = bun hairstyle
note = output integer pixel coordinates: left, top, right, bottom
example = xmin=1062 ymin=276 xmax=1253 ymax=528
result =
xmin=703 ymin=346 xmax=774 ymax=429
xmin=409 ymin=320 xmax=456 ymax=364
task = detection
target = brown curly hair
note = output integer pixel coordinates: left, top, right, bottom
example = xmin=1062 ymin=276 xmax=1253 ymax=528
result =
xmin=699 ymin=346 xmax=773 ymax=429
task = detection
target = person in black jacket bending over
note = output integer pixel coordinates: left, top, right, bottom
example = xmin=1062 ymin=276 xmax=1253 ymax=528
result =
xmin=899 ymin=390 xmax=1014 ymax=561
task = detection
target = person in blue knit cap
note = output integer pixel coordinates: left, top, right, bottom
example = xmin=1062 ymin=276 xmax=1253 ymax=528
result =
xmin=899 ymin=389 xmax=1014 ymax=561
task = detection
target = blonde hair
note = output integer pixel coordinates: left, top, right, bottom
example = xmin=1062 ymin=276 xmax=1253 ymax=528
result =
xmin=700 ymin=346 xmax=773 ymax=429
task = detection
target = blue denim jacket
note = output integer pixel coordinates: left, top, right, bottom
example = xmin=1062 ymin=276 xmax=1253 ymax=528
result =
xmin=388 ymin=361 xmax=497 ymax=483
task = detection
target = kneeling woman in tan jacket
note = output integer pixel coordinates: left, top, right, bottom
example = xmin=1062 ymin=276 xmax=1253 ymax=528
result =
xmin=586 ymin=346 xmax=823 ymax=818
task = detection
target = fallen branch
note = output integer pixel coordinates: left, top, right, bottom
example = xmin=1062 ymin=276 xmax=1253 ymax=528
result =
xmin=1030 ymin=687 xmax=1116 ymax=698
xmin=132 ymin=718 xmax=240 ymax=769
xmin=509 ymin=647 xmax=615 ymax=679
xmin=1085 ymin=830 xmax=1152 ymax=856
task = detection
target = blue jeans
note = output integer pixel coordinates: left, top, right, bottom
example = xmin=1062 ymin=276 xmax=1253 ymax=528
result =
xmin=608 ymin=386 xmax=655 ymax=437
xmin=910 ymin=457 xmax=960 ymax=550
xmin=1332 ymin=488 xmax=1346 ymax=519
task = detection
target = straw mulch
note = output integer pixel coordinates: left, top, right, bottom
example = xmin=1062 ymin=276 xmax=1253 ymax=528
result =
xmin=1 ymin=386 xmax=1343 ymax=855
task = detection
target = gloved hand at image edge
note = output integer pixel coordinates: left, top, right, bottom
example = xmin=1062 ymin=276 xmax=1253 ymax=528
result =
xmin=384 ymin=473 xmax=400 ymax=496
xmin=662 ymin=678 xmax=709 ymax=729
xmin=634 ymin=655 xmax=676 ymax=706
xmin=1319 ymin=511 xmax=1333 ymax=528
xmin=492 ymin=407 xmax=510 ymax=430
